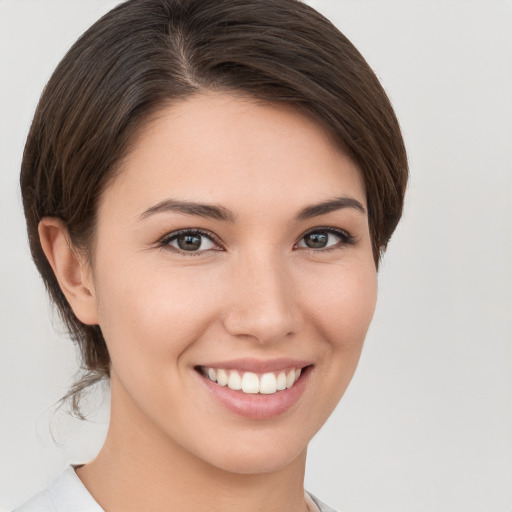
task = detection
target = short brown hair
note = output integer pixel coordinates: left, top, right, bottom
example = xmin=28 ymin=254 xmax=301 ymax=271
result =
xmin=20 ymin=0 xmax=408 ymax=417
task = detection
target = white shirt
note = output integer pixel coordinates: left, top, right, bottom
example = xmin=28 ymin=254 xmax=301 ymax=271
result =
xmin=11 ymin=465 xmax=338 ymax=512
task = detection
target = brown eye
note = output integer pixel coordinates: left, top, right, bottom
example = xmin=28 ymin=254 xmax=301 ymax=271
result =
xmin=176 ymin=234 xmax=203 ymax=251
xmin=161 ymin=230 xmax=219 ymax=253
xmin=304 ymin=232 xmax=329 ymax=249
xmin=297 ymin=228 xmax=355 ymax=251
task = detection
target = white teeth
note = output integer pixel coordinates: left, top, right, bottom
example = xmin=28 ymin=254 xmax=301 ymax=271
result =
xmin=259 ymin=373 xmax=277 ymax=394
xmin=201 ymin=366 xmax=305 ymax=394
xmin=217 ymin=369 xmax=228 ymax=386
xmin=241 ymin=372 xmax=260 ymax=394
xmin=286 ymin=369 xmax=295 ymax=389
xmin=276 ymin=372 xmax=287 ymax=391
xmin=228 ymin=370 xmax=242 ymax=390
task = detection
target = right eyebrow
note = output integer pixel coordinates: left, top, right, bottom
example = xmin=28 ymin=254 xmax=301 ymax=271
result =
xmin=138 ymin=199 xmax=238 ymax=223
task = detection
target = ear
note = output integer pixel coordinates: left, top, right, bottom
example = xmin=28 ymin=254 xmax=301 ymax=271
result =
xmin=38 ymin=217 xmax=99 ymax=325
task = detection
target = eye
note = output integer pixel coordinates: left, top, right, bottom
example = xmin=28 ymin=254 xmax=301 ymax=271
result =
xmin=160 ymin=229 xmax=222 ymax=254
xmin=296 ymin=227 xmax=355 ymax=251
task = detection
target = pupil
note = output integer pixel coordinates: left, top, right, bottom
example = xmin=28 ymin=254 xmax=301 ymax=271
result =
xmin=178 ymin=234 xmax=201 ymax=251
xmin=305 ymin=232 xmax=327 ymax=248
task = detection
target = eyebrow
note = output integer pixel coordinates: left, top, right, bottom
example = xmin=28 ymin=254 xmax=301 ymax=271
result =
xmin=295 ymin=196 xmax=366 ymax=221
xmin=138 ymin=196 xmax=366 ymax=223
xmin=139 ymin=199 xmax=238 ymax=222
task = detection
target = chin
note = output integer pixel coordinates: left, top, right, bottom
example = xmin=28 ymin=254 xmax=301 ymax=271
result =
xmin=193 ymin=431 xmax=309 ymax=475
xmin=210 ymin=448 xmax=306 ymax=475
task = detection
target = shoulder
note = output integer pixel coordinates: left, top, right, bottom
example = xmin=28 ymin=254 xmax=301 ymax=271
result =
xmin=10 ymin=465 xmax=103 ymax=512
xmin=11 ymin=488 xmax=53 ymax=512
xmin=13 ymin=470 xmax=337 ymax=512
xmin=306 ymin=491 xmax=342 ymax=512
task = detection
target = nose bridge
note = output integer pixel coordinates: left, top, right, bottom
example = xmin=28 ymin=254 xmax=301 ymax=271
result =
xmin=222 ymin=247 xmax=300 ymax=344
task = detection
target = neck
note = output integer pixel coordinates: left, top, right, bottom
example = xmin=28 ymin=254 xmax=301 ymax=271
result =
xmin=76 ymin=375 xmax=309 ymax=512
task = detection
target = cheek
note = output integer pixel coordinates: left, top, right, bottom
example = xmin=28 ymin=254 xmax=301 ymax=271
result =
xmin=305 ymin=259 xmax=377 ymax=353
xmin=93 ymin=260 xmax=221 ymax=371
xmin=314 ymin=262 xmax=377 ymax=406
xmin=289 ymin=257 xmax=377 ymax=433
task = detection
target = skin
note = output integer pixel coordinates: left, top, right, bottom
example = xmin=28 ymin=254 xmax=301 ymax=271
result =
xmin=39 ymin=92 xmax=378 ymax=512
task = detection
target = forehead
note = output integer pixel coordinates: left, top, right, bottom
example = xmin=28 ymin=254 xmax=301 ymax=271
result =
xmin=99 ymin=92 xmax=366 ymax=219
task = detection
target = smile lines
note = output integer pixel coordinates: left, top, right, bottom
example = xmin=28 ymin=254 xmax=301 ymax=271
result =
xmin=199 ymin=366 xmax=303 ymax=395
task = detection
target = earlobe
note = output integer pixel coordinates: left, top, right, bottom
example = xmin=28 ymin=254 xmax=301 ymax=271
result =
xmin=38 ymin=217 xmax=99 ymax=325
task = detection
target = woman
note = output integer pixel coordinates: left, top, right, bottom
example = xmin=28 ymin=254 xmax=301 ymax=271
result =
xmin=13 ymin=0 xmax=407 ymax=510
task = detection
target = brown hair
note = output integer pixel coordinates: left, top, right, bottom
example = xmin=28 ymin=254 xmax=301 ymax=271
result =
xmin=20 ymin=0 xmax=408 ymax=418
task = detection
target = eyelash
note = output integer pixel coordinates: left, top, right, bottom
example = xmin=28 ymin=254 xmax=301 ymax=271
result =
xmin=158 ymin=227 xmax=356 ymax=257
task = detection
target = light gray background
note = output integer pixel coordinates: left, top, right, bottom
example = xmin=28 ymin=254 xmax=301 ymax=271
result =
xmin=1 ymin=1 xmax=511 ymax=511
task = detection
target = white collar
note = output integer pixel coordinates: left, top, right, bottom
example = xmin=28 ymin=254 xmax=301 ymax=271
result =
xmin=40 ymin=465 xmax=321 ymax=512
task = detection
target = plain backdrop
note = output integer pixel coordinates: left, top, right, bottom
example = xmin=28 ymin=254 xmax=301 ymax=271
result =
xmin=1 ymin=1 xmax=511 ymax=511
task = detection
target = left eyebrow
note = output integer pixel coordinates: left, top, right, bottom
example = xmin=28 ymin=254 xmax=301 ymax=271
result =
xmin=138 ymin=195 xmax=366 ymax=223
xmin=294 ymin=196 xmax=366 ymax=221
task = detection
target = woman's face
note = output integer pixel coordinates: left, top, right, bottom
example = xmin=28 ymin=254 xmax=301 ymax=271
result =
xmin=88 ymin=93 xmax=377 ymax=474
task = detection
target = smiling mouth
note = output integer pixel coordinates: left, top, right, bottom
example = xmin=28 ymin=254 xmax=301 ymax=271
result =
xmin=196 ymin=365 xmax=307 ymax=395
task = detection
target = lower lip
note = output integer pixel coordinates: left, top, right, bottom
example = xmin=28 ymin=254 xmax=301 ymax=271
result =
xmin=196 ymin=366 xmax=311 ymax=420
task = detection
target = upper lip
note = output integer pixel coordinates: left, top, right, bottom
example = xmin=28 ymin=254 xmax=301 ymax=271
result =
xmin=197 ymin=358 xmax=312 ymax=373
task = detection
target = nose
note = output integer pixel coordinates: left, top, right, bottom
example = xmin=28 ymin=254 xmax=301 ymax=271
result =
xmin=221 ymin=250 xmax=302 ymax=344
